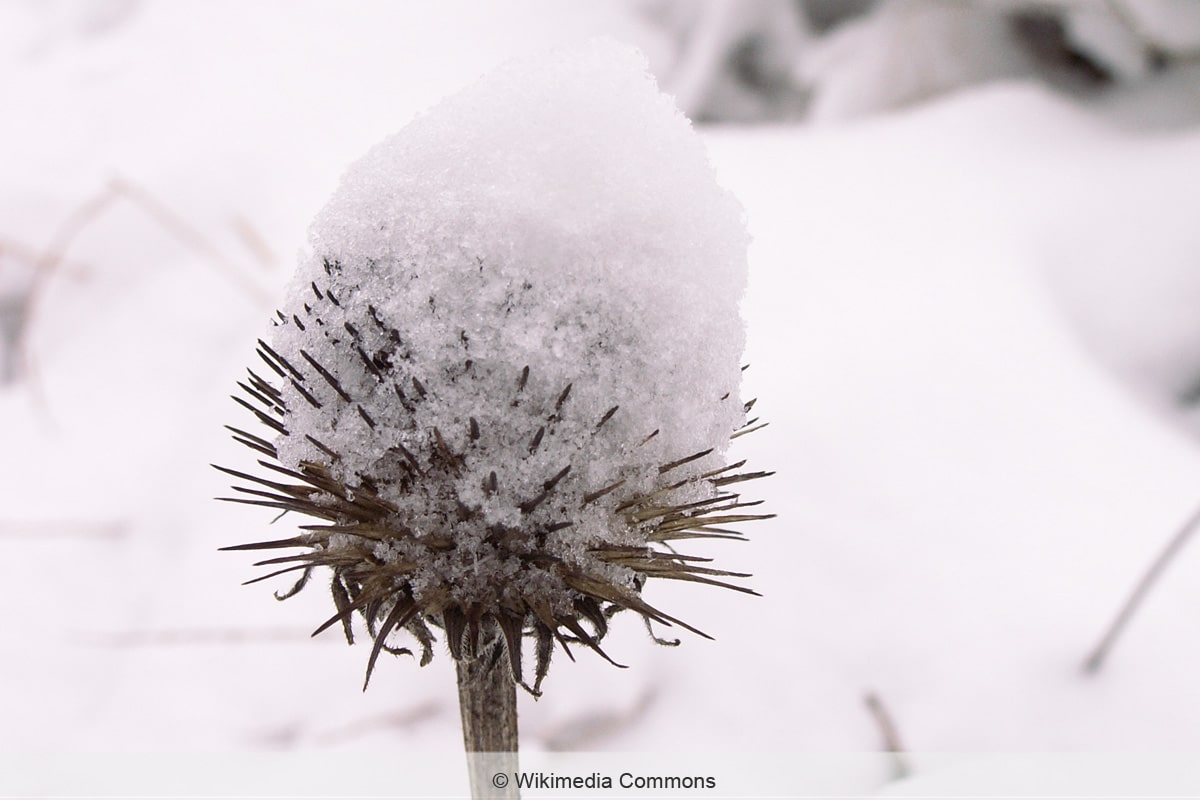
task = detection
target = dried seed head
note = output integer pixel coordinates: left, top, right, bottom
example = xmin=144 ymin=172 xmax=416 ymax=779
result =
xmin=217 ymin=39 xmax=772 ymax=694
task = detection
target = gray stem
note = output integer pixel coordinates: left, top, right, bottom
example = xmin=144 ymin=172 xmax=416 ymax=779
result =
xmin=456 ymin=620 xmax=520 ymax=799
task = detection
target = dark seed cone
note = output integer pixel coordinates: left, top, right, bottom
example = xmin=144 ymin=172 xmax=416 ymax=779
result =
xmin=218 ymin=275 xmax=773 ymax=694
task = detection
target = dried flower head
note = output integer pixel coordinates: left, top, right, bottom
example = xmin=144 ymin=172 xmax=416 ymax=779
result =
xmin=217 ymin=40 xmax=772 ymax=694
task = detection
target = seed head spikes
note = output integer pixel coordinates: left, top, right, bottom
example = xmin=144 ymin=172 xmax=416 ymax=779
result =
xmin=218 ymin=284 xmax=772 ymax=693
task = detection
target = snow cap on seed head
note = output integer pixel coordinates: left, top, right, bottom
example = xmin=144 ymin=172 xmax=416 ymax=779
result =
xmin=224 ymin=38 xmax=762 ymax=692
xmin=275 ymin=37 xmax=749 ymax=539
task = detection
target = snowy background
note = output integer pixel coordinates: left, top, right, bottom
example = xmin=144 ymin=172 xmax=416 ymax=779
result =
xmin=4 ymin=0 xmax=1200 ymax=796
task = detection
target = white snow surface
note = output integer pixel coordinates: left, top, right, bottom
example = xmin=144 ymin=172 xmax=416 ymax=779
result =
xmin=5 ymin=1 xmax=1200 ymax=795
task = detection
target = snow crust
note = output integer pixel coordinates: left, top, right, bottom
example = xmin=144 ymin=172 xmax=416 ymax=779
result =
xmin=269 ymin=39 xmax=747 ymax=597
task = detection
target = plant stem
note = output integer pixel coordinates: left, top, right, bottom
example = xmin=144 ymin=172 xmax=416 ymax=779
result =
xmin=864 ymin=690 xmax=910 ymax=781
xmin=1083 ymin=501 xmax=1200 ymax=674
xmin=456 ymin=619 xmax=519 ymax=799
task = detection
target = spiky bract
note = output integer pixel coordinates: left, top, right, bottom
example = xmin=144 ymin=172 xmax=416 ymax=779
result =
xmin=218 ymin=272 xmax=771 ymax=693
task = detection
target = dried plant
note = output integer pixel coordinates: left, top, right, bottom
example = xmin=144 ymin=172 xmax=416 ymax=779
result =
xmin=218 ymin=296 xmax=771 ymax=695
xmin=215 ymin=38 xmax=769 ymax=797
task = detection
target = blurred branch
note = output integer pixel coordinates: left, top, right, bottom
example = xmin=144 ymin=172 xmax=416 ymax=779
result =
xmin=539 ymin=687 xmax=658 ymax=751
xmin=106 ymin=178 xmax=275 ymax=300
xmin=231 ymin=213 xmax=279 ymax=269
xmin=1083 ymin=502 xmax=1200 ymax=674
xmin=1102 ymin=0 xmax=1169 ymax=62
xmin=77 ymin=627 xmax=329 ymax=647
xmin=251 ymin=701 xmax=443 ymax=748
xmin=312 ymin=701 xmax=442 ymax=745
xmin=5 ymin=177 xmax=275 ymax=394
xmin=0 ymin=519 xmax=127 ymax=541
xmin=864 ymin=690 xmax=910 ymax=781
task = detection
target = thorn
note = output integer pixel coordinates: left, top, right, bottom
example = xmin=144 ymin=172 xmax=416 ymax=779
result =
xmin=312 ymin=593 xmax=369 ymax=638
xmin=543 ymin=465 xmax=571 ymax=492
xmin=367 ymin=304 xmax=387 ymax=332
xmin=237 ymin=381 xmax=283 ymax=414
xmin=327 ymin=289 xmax=340 ymax=307
xmin=355 ymin=345 xmax=382 ymax=378
xmin=357 ymin=405 xmax=376 ymax=429
xmin=232 ymin=395 xmax=287 ymax=434
xmin=291 ymin=314 xmax=306 ymax=331
xmin=275 ymin=309 xmax=287 ymax=323
xmin=224 ymin=425 xmax=276 ymax=452
xmin=396 ymin=443 xmax=422 ymax=474
xmin=528 ymin=426 xmax=545 ymax=454
xmin=555 ymin=383 xmax=572 ymax=412
xmin=255 ymin=349 xmax=286 ymax=379
xmin=258 ymin=339 xmax=304 ymax=382
xmin=744 ymin=397 xmax=757 ymax=413
xmin=343 ymin=321 xmax=360 ymax=340
xmin=362 ymin=599 xmax=417 ymax=691
xmin=731 ymin=422 xmax=769 ymax=440
xmin=659 ymin=448 xmax=714 ymax=475
xmin=411 ymin=376 xmax=427 ymax=398
xmin=711 ymin=469 xmax=775 ymax=487
xmin=311 ymin=281 xmax=323 ymax=300
xmin=596 ymin=406 xmax=618 ymax=430
xmin=299 ymin=349 xmax=352 ymax=402
xmin=638 ymin=429 xmax=659 ymax=447
xmin=487 ymin=471 xmax=497 ymax=495
xmin=393 ymin=383 xmax=414 ymax=412
xmin=432 ymin=427 xmax=461 ymax=473
xmin=557 ymin=616 xmax=627 ymax=668
xmin=305 ymin=434 xmax=340 ymax=461
xmin=290 ymin=378 xmax=322 ymax=409
xmin=218 ymin=535 xmax=312 ymax=552
xmin=582 ymin=479 xmax=625 ymax=506
xmin=517 ymin=365 xmax=529 ymax=393
xmin=702 ymin=460 xmax=746 ymax=479
xmin=227 ymin=434 xmax=276 ymax=458
xmin=357 ymin=474 xmax=380 ymax=495
xmin=216 ymin=496 xmax=312 ymax=514
xmin=246 ymin=370 xmax=283 ymax=400
xmin=469 ymin=417 xmax=480 ymax=441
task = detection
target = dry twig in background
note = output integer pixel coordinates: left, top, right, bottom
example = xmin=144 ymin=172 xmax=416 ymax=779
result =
xmin=1083 ymin=502 xmax=1200 ymax=673
xmin=864 ymin=690 xmax=911 ymax=781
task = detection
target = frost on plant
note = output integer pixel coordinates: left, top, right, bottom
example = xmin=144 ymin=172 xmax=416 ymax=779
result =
xmin=218 ymin=39 xmax=771 ymax=694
